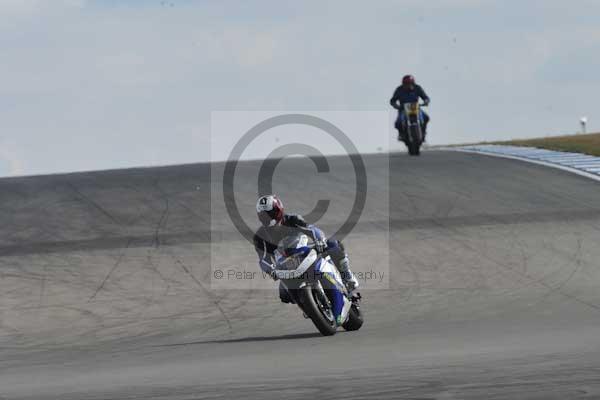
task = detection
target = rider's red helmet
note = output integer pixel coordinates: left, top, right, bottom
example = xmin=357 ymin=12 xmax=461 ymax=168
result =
xmin=402 ymin=75 xmax=416 ymax=87
xmin=256 ymin=194 xmax=284 ymax=227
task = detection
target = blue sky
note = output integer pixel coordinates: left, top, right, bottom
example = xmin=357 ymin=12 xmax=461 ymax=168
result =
xmin=1 ymin=0 xmax=599 ymax=176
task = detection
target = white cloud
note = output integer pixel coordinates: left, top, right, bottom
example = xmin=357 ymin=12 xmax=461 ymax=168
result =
xmin=0 ymin=0 xmax=43 ymax=14
xmin=226 ymin=30 xmax=278 ymax=68
xmin=0 ymin=0 xmax=85 ymax=16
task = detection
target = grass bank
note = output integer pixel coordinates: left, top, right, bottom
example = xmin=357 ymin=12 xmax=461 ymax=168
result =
xmin=490 ymin=132 xmax=600 ymax=156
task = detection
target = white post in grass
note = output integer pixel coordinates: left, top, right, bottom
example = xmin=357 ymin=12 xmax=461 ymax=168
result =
xmin=580 ymin=116 xmax=588 ymax=134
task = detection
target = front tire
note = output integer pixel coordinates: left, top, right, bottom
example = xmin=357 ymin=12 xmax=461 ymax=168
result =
xmin=407 ymin=142 xmax=418 ymax=156
xmin=407 ymin=125 xmax=422 ymax=156
xmin=298 ymin=286 xmax=337 ymax=336
xmin=407 ymin=141 xmax=422 ymax=156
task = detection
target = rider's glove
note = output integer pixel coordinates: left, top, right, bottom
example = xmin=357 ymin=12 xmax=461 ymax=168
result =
xmin=314 ymin=238 xmax=327 ymax=254
xmin=260 ymin=259 xmax=278 ymax=281
xmin=423 ymin=99 xmax=430 ymax=106
xmin=309 ymin=225 xmax=327 ymax=253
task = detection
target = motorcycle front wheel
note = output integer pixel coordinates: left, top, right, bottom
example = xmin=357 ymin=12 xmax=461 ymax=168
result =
xmin=298 ymin=286 xmax=337 ymax=336
xmin=407 ymin=125 xmax=422 ymax=156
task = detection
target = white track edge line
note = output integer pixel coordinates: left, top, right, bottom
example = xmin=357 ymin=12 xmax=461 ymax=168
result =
xmin=439 ymin=147 xmax=600 ymax=184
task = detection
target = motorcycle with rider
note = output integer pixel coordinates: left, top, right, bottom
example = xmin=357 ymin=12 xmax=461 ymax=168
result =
xmin=390 ymin=75 xmax=431 ymax=156
xmin=253 ymin=195 xmax=363 ymax=335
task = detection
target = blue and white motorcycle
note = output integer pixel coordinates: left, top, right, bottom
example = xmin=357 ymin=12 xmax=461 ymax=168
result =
xmin=273 ymin=233 xmax=363 ymax=336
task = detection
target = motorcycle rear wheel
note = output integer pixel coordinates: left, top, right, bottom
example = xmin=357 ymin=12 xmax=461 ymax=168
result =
xmin=342 ymin=302 xmax=364 ymax=331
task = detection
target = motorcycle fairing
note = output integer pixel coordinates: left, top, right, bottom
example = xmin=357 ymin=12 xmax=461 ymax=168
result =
xmin=316 ymin=257 xmax=351 ymax=324
xmin=273 ymin=249 xmax=318 ymax=280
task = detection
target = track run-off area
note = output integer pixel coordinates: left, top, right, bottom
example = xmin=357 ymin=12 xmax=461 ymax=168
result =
xmin=1 ymin=151 xmax=600 ymax=399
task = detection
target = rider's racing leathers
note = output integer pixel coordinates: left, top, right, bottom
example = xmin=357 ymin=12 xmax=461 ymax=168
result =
xmin=253 ymin=214 xmax=357 ymax=302
xmin=390 ymin=84 xmax=431 ymax=139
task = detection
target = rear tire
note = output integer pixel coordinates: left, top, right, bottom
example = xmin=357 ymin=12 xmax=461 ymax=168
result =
xmin=342 ymin=303 xmax=364 ymax=331
xmin=298 ymin=286 xmax=337 ymax=336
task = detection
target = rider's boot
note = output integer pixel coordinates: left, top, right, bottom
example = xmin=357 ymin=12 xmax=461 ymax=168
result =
xmin=337 ymin=256 xmax=359 ymax=292
xmin=327 ymin=240 xmax=359 ymax=292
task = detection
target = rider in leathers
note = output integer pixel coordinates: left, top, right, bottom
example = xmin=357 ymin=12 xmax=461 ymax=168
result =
xmin=253 ymin=194 xmax=359 ymax=303
xmin=390 ymin=74 xmax=431 ymax=142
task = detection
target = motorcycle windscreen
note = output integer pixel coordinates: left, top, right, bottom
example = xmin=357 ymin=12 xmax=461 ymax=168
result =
xmin=273 ymin=249 xmax=318 ymax=280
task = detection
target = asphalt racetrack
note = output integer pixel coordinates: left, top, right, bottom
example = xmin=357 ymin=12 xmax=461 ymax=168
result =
xmin=1 ymin=151 xmax=600 ymax=399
